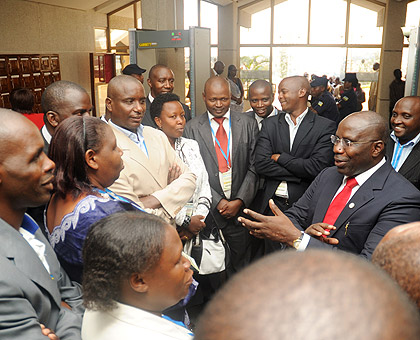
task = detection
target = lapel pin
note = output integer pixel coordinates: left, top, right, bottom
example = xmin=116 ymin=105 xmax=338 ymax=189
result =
xmin=349 ymin=202 xmax=355 ymax=209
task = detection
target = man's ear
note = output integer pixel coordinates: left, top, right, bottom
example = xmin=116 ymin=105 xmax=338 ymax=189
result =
xmin=202 ymin=92 xmax=206 ymax=103
xmin=298 ymin=88 xmax=307 ymax=98
xmin=46 ymin=111 xmax=60 ymax=127
xmin=372 ymin=140 xmax=385 ymax=157
xmin=147 ymin=78 xmax=152 ymax=90
xmin=85 ymin=149 xmax=98 ymax=170
xmin=105 ymin=97 xmax=112 ymax=112
xmin=130 ymin=273 xmax=148 ymax=293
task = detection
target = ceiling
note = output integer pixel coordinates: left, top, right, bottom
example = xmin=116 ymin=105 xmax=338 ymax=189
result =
xmin=24 ymin=0 xmax=387 ymax=15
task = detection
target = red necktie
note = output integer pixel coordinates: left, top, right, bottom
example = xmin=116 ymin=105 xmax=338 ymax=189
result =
xmin=214 ymin=117 xmax=230 ymax=173
xmin=323 ymin=177 xmax=358 ymax=226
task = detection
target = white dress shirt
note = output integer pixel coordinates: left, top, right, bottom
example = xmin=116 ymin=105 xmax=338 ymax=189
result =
xmin=208 ymin=110 xmax=232 ymax=199
xmin=41 ymin=125 xmax=52 ymax=144
xmin=275 ymin=108 xmax=309 ymax=198
xmin=390 ymin=131 xmax=420 ymax=171
xmin=254 ymin=107 xmax=279 ymax=131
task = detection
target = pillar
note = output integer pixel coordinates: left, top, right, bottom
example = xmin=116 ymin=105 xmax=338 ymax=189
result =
xmin=377 ymin=0 xmax=407 ymax=120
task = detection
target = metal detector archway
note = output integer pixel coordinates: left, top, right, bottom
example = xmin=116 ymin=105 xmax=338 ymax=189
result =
xmin=129 ymin=27 xmax=211 ymax=117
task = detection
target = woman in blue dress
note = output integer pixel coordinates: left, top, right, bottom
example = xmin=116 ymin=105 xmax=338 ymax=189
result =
xmin=45 ymin=116 xmax=142 ymax=283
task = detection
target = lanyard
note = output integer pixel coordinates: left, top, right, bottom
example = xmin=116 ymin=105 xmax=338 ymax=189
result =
xmin=209 ymin=116 xmax=231 ymax=169
xmin=94 ymin=188 xmax=144 ymax=211
xmin=391 ymin=140 xmax=413 ymax=169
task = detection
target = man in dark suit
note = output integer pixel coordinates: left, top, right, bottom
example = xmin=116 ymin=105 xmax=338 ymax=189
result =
xmin=255 ymin=76 xmax=335 ymax=215
xmin=245 ymin=79 xmax=279 ymax=131
xmin=386 ymin=96 xmax=420 ymax=190
xmin=184 ymin=76 xmax=258 ymax=273
xmin=0 ymin=109 xmax=84 ymax=339
xmin=239 ymin=111 xmax=420 ymax=259
xmin=142 ymin=64 xmax=191 ymax=127
xmin=40 ymin=80 xmax=93 ymax=154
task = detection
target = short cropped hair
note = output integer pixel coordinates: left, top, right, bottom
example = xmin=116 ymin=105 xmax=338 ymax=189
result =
xmin=49 ymin=116 xmax=108 ymax=198
xmin=41 ymin=80 xmax=86 ymax=113
xmin=82 ymin=211 xmax=167 ymax=311
xmin=10 ymin=88 xmax=34 ymax=113
xmin=149 ymin=93 xmax=181 ymax=121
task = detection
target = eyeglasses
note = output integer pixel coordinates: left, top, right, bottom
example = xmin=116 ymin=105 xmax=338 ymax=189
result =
xmin=330 ymin=135 xmax=379 ymax=148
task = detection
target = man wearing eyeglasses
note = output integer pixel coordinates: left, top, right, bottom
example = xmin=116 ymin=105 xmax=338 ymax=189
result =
xmin=239 ymin=111 xmax=420 ymax=259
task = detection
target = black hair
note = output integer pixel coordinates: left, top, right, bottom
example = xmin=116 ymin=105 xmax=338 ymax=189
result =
xmin=49 ymin=116 xmax=108 ymax=198
xmin=149 ymin=93 xmax=181 ymax=121
xmin=41 ymin=80 xmax=86 ymax=114
xmin=82 ymin=211 xmax=167 ymax=311
xmin=10 ymin=88 xmax=34 ymax=113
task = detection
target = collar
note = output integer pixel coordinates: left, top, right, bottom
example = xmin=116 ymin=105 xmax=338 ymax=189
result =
xmin=148 ymin=93 xmax=155 ymax=103
xmin=390 ymin=130 xmax=420 ymax=147
xmin=20 ymin=214 xmax=39 ymax=235
xmin=344 ymin=157 xmax=386 ymax=187
xmin=41 ymin=125 xmax=52 ymax=144
xmin=109 ymin=120 xmax=145 ymax=140
xmin=207 ymin=109 xmax=231 ymax=121
xmin=285 ymin=108 xmax=308 ymax=126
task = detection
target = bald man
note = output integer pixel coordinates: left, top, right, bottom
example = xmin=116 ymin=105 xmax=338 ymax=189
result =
xmin=106 ymin=75 xmax=196 ymax=224
xmin=184 ymin=76 xmax=258 ymax=274
xmin=245 ymin=80 xmax=279 ymax=131
xmin=372 ymin=222 xmax=420 ymax=309
xmin=239 ymin=111 xmax=420 ymax=259
xmin=194 ymin=249 xmax=420 ymax=340
xmin=0 ymin=109 xmax=84 ymax=339
xmin=142 ymin=64 xmax=191 ymax=127
xmin=41 ymin=80 xmax=93 ymax=154
xmin=386 ymin=96 xmax=420 ymax=189
xmin=254 ymin=76 xmax=335 ymax=253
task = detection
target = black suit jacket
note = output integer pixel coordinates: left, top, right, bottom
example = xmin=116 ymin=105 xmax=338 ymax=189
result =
xmin=386 ymin=138 xmax=420 ymax=190
xmin=255 ymin=110 xmax=336 ymax=211
xmin=184 ymin=111 xmax=259 ymax=228
xmin=143 ymin=96 xmax=192 ymax=128
xmin=285 ymin=162 xmax=420 ymax=258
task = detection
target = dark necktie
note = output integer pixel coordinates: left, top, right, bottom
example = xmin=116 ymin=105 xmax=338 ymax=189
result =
xmin=323 ymin=177 xmax=358 ymax=226
xmin=214 ymin=117 xmax=230 ymax=173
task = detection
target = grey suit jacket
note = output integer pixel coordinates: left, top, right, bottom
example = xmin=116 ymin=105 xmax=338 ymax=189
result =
xmin=285 ymin=162 xmax=420 ymax=259
xmin=184 ymin=111 xmax=259 ymax=227
xmin=386 ymin=138 xmax=420 ymax=190
xmin=0 ymin=216 xmax=84 ymax=339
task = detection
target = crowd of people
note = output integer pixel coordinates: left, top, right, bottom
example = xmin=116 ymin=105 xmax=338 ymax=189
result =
xmin=1 ymin=59 xmax=420 ymax=340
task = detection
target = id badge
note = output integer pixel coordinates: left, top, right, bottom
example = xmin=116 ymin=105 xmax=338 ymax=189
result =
xmin=221 ymin=169 xmax=232 ymax=193
xmin=185 ymin=202 xmax=194 ymax=217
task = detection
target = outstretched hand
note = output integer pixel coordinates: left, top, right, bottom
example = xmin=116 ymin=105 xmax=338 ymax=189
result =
xmin=238 ymin=199 xmax=301 ymax=245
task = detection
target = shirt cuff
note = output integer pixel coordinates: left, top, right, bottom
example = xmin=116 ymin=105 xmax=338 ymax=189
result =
xmin=296 ymin=233 xmax=311 ymax=252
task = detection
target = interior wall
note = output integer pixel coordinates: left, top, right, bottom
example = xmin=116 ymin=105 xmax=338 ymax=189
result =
xmin=0 ymin=0 xmax=107 ymax=97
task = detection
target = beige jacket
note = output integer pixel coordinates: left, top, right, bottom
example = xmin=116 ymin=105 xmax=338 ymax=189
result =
xmin=109 ymin=125 xmax=196 ymax=223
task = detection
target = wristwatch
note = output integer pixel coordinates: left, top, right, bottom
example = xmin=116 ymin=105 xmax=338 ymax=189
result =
xmin=292 ymin=231 xmax=304 ymax=250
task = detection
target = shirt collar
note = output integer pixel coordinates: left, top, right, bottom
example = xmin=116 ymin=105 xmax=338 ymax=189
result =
xmin=41 ymin=125 xmax=52 ymax=144
xmin=21 ymin=214 xmax=39 ymax=235
xmin=208 ymin=109 xmax=231 ymax=121
xmin=390 ymin=130 xmax=420 ymax=147
xmin=148 ymin=93 xmax=155 ymax=103
xmin=109 ymin=120 xmax=144 ymax=140
xmin=344 ymin=157 xmax=386 ymax=187
xmin=285 ymin=108 xmax=308 ymax=126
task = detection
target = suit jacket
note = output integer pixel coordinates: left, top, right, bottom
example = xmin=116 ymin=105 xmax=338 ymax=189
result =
xmin=82 ymin=301 xmax=193 ymax=340
xmin=285 ymin=162 xmax=420 ymax=259
xmin=143 ymin=97 xmax=192 ymax=128
xmin=184 ymin=111 xmax=259 ymax=228
xmin=0 ymin=216 xmax=84 ymax=339
xmin=255 ymin=111 xmax=336 ymax=211
xmin=386 ymin=138 xmax=420 ymax=190
xmin=108 ymin=125 xmax=196 ymax=222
